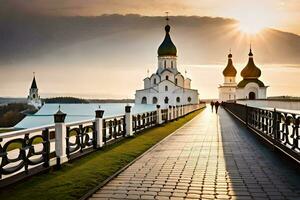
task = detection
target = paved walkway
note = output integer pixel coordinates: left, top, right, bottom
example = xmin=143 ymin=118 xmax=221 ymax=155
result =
xmin=89 ymin=108 xmax=300 ymax=200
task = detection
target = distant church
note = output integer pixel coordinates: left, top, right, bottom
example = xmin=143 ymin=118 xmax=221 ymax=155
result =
xmin=27 ymin=74 xmax=42 ymax=109
xmin=218 ymin=48 xmax=268 ymax=101
xmin=135 ymin=19 xmax=199 ymax=107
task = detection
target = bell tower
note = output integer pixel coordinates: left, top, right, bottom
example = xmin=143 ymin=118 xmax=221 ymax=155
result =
xmin=27 ymin=73 xmax=42 ymax=109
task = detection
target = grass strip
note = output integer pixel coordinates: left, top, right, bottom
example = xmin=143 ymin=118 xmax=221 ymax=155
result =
xmin=0 ymin=109 xmax=203 ymax=200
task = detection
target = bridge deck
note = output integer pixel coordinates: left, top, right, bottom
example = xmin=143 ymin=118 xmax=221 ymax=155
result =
xmin=89 ymin=108 xmax=300 ymax=200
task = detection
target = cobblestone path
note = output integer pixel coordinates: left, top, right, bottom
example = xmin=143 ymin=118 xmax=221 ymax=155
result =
xmin=89 ymin=108 xmax=300 ymax=200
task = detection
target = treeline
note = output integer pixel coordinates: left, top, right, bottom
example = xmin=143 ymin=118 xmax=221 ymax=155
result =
xmin=43 ymin=97 xmax=89 ymax=104
xmin=44 ymin=97 xmax=134 ymax=104
xmin=0 ymin=103 xmax=36 ymax=127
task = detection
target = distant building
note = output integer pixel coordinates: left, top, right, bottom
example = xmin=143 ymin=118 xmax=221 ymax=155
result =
xmin=218 ymin=52 xmax=237 ymax=101
xmin=135 ymin=20 xmax=199 ymax=107
xmin=27 ymin=75 xmax=42 ymax=109
xmin=219 ymin=48 xmax=268 ymax=101
xmin=236 ymin=48 xmax=268 ymax=99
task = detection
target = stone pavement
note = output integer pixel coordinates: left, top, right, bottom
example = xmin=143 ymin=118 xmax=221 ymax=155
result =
xmin=89 ymin=108 xmax=300 ymax=200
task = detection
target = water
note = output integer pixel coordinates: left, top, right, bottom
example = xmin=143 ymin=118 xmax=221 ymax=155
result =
xmin=15 ymin=103 xmax=156 ymax=129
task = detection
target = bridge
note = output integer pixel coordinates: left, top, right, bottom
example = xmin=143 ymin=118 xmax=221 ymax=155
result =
xmin=0 ymin=103 xmax=299 ymax=199
xmin=87 ymin=107 xmax=300 ymax=200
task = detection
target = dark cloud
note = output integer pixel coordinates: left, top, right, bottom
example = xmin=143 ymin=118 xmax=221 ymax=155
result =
xmin=0 ymin=14 xmax=299 ymax=68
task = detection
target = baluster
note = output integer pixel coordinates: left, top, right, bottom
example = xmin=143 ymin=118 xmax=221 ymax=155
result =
xmin=113 ymin=119 xmax=117 ymax=138
xmin=0 ymin=138 xmax=3 ymax=179
xmin=23 ymin=133 xmax=30 ymax=174
xmin=42 ymin=129 xmax=50 ymax=168
xmin=92 ymin=122 xmax=97 ymax=149
xmin=103 ymin=121 xmax=107 ymax=144
xmin=79 ymin=124 xmax=84 ymax=152
xmin=66 ymin=127 xmax=70 ymax=158
xmin=122 ymin=117 xmax=126 ymax=137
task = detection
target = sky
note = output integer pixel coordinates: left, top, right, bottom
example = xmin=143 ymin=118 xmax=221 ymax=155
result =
xmin=3 ymin=0 xmax=300 ymax=34
xmin=0 ymin=0 xmax=300 ymax=99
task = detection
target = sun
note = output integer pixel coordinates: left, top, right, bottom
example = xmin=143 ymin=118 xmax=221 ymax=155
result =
xmin=225 ymin=2 xmax=277 ymax=35
xmin=238 ymin=17 xmax=268 ymax=34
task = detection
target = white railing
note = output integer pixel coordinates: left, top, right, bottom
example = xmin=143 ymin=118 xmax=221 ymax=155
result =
xmin=0 ymin=103 xmax=205 ymax=187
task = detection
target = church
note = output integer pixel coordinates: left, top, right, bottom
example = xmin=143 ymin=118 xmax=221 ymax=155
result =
xmin=27 ymin=74 xmax=42 ymax=109
xmin=135 ymin=20 xmax=199 ymax=107
xmin=218 ymin=48 xmax=268 ymax=101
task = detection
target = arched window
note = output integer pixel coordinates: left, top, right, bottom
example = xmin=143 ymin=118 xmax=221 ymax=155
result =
xmin=141 ymin=97 xmax=147 ymax=104
xmin=249 ymin=92 xmax=256 ymax=100
xmin=152 ymin=97 xmax=158 ymax=104
xmin=32 ymin=94 xmax=36 ymax=98
xmin=166 ymin=75 xmax=169 ymax=80
xmin=175 ymin=78 xmax=178 ymax=85
xmin=188 ymin=97 xmax=192 ymax=102
xmin=165 ymin=86 xmax=168 ymax=91
xmin=176 ymin=97 xmax=180 ymax=103
xmin=230 ymin=78 xmax=232 ymax=82
xmin=153 ymin=78 xmax=157 ymax=85
xmin=164 ymin=60 xmax=166 ymax=68
xmin=164 ymin=97 xmax=169 ymax=104
xmin=171 ymin=61 xmax=173 ymax=68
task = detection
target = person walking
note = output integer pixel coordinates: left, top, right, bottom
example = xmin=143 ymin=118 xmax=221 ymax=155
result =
xmin=215 ymin=101 xmax=220 ymax=114
xmin=210 ymin=101 xmax=214 ymax=112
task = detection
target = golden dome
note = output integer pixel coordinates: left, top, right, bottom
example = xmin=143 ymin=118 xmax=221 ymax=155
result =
xmin=240 ymin=49 xmax=261 ymax=79
xmin=223 ymin=53 xmax=237 ymax=77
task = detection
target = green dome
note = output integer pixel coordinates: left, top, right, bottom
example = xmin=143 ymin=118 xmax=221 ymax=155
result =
xmin=223 ymin=53 xmax=237 ymax=76
xmin=157 ymin=25 xmax=177 ymax=56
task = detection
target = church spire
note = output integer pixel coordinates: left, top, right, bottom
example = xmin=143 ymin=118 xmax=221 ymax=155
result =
xmin=30 ymin=72 xmax=38 ymax=89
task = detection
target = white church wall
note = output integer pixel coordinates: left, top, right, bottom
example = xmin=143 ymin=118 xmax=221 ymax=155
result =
xmin=236 ymin=82 xmax=267 ymax=99
xmin=175 ymin=74 xmax=184 ymax=87
xmin=150 ymin=74 xmax=160 ymax=87
xmin=218 ymin=87 xmax=236 ymax=101
xmin=184 ymin=79 xmax=191 ymax=89
xmin=144 ymin=78 xmax=151 ymax=89
xmin=161 ymin=70 xmax=175 ymax=82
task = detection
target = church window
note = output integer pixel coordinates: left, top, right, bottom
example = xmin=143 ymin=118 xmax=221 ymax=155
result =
xmin=32 ymin=94 xmax=36 ymax=98
xmin=164 ymin=60 xmax=166 ymax=68
xmin=175 ymin=78 xmax=178 ymax=85
xmin=188 ymin=97 xmax=192 ymax=102
xmin=166 ymin=75 xmax=169 ymax=80
xmin=152 ymin=97 xmax=158 ymax=104
xmin=171 ymin=61 xmax=173 ymax=68
xmin=176 ymin=97 xmax=180 ymax=103
xmin=154 ymin=78 xmax=157 ymax=84
xmin=165 ymin=86 xmax=168 ymax=91
xmin=164 ymin=97 xmax=169 ymax=104
xmin=141 ymin=97 xmax=147 ymax=104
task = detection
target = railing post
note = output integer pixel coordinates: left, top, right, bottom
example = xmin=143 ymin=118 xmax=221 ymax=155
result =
xmin=125 ymin=105 xmax=133 ymax=136
xmin=177 ymin=106 xmax=181 ymax=118
xmin=156 ymin=105 xmax=163 ymax=125
xmin=168 ymin=105 xmax=173 ymax=121
xmin=95 ymin=109 xmax=104 ymax=148
xmin=273 ymin=108 xmax=279 ymax=140
xmin=54 ymin=109 xmax=68 ymax=166
xmin=173 ymin=106 xmax=177 ymax=119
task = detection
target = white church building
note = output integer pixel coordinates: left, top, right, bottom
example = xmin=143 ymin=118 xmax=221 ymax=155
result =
xmin=135 ymin=21 xmax=199 ymax=107
xmin=27 ymin=75 xmax=42 ymax=109
xmin=219 ymin=48 xmax=268 ymax=101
